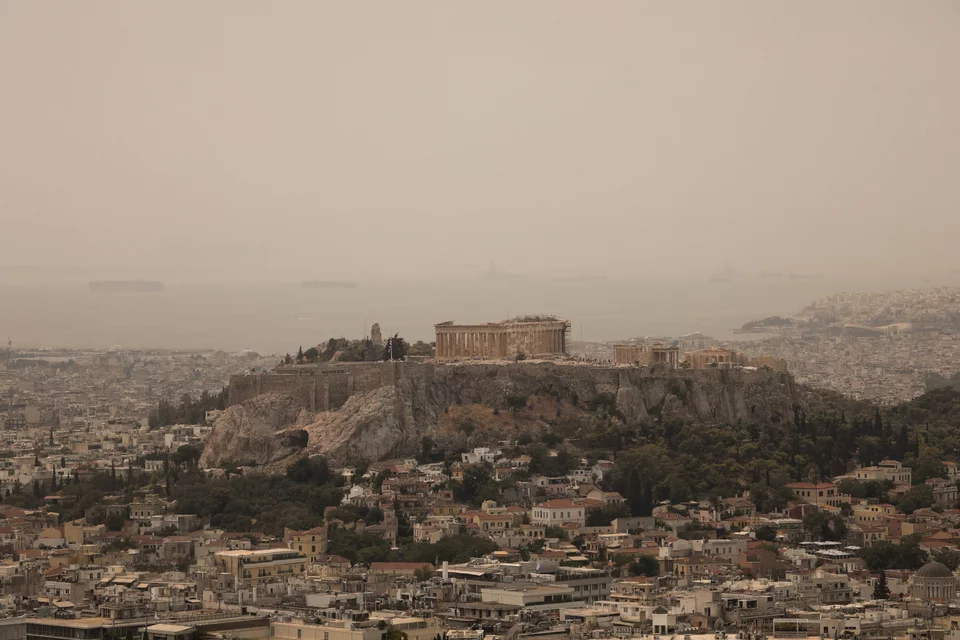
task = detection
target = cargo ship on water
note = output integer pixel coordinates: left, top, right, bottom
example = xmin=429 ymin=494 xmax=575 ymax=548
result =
xmin=300 ymin=280 xmax=358 ymax=289
xmin=89 ymin=280 xmax=166 ymax=292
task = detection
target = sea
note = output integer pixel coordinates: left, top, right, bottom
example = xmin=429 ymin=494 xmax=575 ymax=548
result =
xmin=0 ymin=275 xmax=946 ymax=354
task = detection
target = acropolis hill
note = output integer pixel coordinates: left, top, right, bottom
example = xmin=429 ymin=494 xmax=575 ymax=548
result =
xmin=207 ymin=359 xmax=801 ymax=468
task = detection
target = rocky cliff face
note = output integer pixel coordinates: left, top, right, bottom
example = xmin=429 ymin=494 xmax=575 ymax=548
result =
xmin=203 ymin=363 xmax=803 ymax=469
xmin=199 ymin=393 xmax=312 ymax=468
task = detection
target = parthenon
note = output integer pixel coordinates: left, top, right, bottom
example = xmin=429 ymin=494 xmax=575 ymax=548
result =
xmin=435 ymin=317 xmax=569 ymax=359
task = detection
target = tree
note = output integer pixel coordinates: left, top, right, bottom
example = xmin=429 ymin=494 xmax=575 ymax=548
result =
xmin=628 ymin=555 xmax=660 ymax=577
xmin=862 ymin=535 xmax=928 ymax=572
xmin=407 ymin=341 xmax=435 ymax=357
xmin=287 ymin=457 xmax=331 ymax=485
xmin=171 ymin=445 xmax=202 ymax=469
xmin=454 ymin=466 xmax=498 ymax=506
xmin=932 ymin=548 xmax=960 ymax=571
xmin=106 ymin=513 xmax=126 ymax=532
xmin=383 ymin=334 xmax=408 ymax=361
xmin=873 ymin=571 xmax=890 ymax=600
xmin=506 ymin=394 xmax=528 ymax=415
xmin=544 ymin=526 xmax=566 ymax=539
xmin=802 ymin=511 xmax=847 ymax=542
xmin=296 ymin=346 xmax=304 ymax=364
xmin=382 ymin=625 xmax=407 ymax=640
xmin=753 ymin=525 xmax=778 ymax=542
xmin=898 ymin=484 xmax=934 ymax=515
xmin=541 ymin=432 xmax=563 ymax=447
xmin=586 ymin=503 xmax=630 ymax=527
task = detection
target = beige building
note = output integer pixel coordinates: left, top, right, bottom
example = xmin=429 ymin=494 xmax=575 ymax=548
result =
xmin=926 ymin=478 xmax=958 ymax=507
xmin=785 ymin=482 xmax=847 ymax=507
xmin=531 ymin=499 xmax=586 ymax=527
xmin=272 ymin=620 xmax=383 ymax=640
xmin=851 ymin=460 xmax=912 ymax=485
xmin=285 ymin=525 xmax=328 ymax=563
xmin=852 ymin=502 xmax=897 ymax=525
xmin=216 ymin=549 xmax=307 ymax=586
xmin=685 ymin=348 xmax=788 ymax=372
xmin=369 ymin=616 xmax=444 ymax=640
xmin=613 ymin=343 xmax=680 ymax=368
xmin=435 ymin=318 xmax=568 ymax=359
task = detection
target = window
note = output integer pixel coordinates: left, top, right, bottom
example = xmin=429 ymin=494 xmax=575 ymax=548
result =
xmin=297 ymin=630 xmax=302 ymax=639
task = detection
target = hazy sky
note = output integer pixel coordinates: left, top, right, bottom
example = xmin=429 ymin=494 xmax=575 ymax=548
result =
xmin=2 ymin=1 xmax=958 ymax=283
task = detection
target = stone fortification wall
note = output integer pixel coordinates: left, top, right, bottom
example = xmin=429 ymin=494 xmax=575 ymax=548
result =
xmin=229 ymin=361 xmax=796 ymax=426
xmin=228 ymin=362 xmax=405 ymax=411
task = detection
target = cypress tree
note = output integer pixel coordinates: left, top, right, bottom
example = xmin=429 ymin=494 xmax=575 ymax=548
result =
xmin=873 ymin=570 xmax=890 ymax=600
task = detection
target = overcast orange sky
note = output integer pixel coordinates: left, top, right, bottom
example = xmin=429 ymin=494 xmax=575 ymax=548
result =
xmin=1 ymin=1 xmax=958 ymax=283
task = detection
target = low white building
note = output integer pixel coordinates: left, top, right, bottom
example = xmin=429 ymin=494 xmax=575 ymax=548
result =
xmin=531 ymin=499 xmax=585 ymax=527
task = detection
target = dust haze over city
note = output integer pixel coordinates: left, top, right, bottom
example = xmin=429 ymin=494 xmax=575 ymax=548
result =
xmin=7 ymin=2 xmax=960 ymax=630
xmin=2 ymin=1 xmax=959 ymax=351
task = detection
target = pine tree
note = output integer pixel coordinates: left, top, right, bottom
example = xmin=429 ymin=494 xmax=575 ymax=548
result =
xmin=873 ymin=570 xmax=890 ymax=600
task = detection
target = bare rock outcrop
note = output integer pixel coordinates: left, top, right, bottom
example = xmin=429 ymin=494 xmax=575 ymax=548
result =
xmin=210 ymin=364 xmax=803 ymax=469
xmin=295 ymin=365 xmax=801 ymax=466
xmin=301 ymin=385 xmax=414 ymax=466
xmin=200 ymin=393 xmax=312 ymax=468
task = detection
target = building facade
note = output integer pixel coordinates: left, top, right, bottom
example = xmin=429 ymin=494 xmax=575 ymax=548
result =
xmin=613 ymin=343 xmax=680 ymax=368
xmin=215 ymin=549 xmax=307 ymax=586
xmin=910 ymin=562 xmax=957 ymax=601
xmin=435 ymin=319 xmax=568 ymax=359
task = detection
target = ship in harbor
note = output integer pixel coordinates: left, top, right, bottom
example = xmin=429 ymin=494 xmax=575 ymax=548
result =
xmin=300 ymin=280 xmax=358 ymax=289
xmin=89 ymin=280 xmax=166 ymax=292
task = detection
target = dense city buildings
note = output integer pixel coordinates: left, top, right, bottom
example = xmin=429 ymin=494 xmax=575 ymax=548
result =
xmin=2 ymin=295 xmax=960 ymax=640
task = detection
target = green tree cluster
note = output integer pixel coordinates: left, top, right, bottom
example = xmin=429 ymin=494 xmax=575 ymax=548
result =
xmin=169 ymin=458 xmax=343 ymax=535
xmin=862 ymin=534 xmax=928 ymax=572
xmin=149 ymin=389 xmax=227 ymax=427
